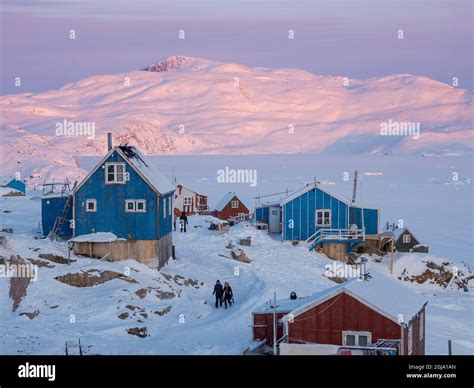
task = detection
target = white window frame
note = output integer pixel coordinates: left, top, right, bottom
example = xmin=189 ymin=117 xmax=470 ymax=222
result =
xmin=238 ymin=212 xmax=245 ymax=220
xmin=316 ymin=209 xmax=332 ymax=227
xmin=163 ymin=197 xmax=167 ymax=218
xmin=183 ymin=196 xmax=192 ymax=206
xmin=403 ymin=234 xmax=411 ymax=244
xmin=408 ymin=325 xmax=413 ymax=355
xmin=342 ymin=331 xmax=372 ymax=347
xmin=105 ymin=162 xmax=126 ymax=184
xmin=231 ymin=200 xmax=239 ymax=209
xmin=125 ymin=199 xmax=146 ymax=213
xmin=85 ymin=199 xmax=97 ymax=213
xmin=168 ymin=196 xmax=172 ymax=216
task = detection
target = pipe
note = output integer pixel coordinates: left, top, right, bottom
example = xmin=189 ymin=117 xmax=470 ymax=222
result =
xmin=107 ymin=132 xmax=112 ymax=151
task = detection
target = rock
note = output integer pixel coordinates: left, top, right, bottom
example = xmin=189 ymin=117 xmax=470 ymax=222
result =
xmin=54 ymin=270 xmax=137 ymax=287
xmin=155 ymin=290 xmax=175 ymax=300
xmin=118 ymin=312 xmax=129 ymax=320
xmin=27 ymin=258 xmax=54 ymax=268
xmin=153 ymin=306 xmax=172 ymax=316
xmin=126 ymin=327 xmax=148 ymax=338
xmin=135 ymin=288 xmax=150 ymax=299
xmin=38 ymin=253 xmax=75 ymax=264
xmin=19 ymin=310 xmax=39 ymax=320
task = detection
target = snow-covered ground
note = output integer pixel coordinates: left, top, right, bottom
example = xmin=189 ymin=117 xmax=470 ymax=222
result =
xmin=0 ymin=192 xmax=472 ymax=355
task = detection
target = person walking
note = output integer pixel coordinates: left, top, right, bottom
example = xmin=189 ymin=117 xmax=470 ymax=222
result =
xmin=223 ymin=282 xmax=233 ymax=309
xmin=212 ymin=280 xmax=223 ymax=308
xmin=179 ymin=211 xmax=188 ymax=233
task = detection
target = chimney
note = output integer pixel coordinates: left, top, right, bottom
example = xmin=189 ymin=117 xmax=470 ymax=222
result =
xmin=107 ymin=132 xmax=112 ymax=151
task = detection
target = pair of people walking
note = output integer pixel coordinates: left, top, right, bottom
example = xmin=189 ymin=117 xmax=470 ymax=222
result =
xmin=212 ymin=280 xmax=233 ymax=309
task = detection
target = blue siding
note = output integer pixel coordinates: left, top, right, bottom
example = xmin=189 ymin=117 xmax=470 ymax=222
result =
xmin=41 ymin=196 xmax=73 ymax=238
xmin=74 ymin=152 xmax=159 ymax=240
xmin=158 ymin=192 xmax=173 ymax=238
xmin=4 ymin=179 xmax=25 ymax=194
xmin=282 ymin=187 xmax=350 ymax=241
xmin=255 ymin=206 xmax=270 ymax=224
xmin=349 ymin=207 xmax=379 ymax=234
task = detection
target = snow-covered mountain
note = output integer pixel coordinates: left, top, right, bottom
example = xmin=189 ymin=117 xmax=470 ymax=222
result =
xmin=0 ymin=56 xmax=472 ymax=184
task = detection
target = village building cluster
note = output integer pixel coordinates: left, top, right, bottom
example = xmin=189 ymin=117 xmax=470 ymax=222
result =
xmin=1 ymin=134 xmax=430 ymax=356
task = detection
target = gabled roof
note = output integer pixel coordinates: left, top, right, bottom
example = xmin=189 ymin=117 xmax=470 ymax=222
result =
xmin=281 ymin=272 xmax=427 ymax=326
xmin=117 ymin=146 xmax=175 ymax=194
xmin=176 ymin=183 xmax=206 ymax=197
xmin=74 ymin=145 xmax=175 ymax=195
xmin=215 ymin=192 xmax=240 ymax=211
xmin=280 ymin=182 xmax=351 ymax=207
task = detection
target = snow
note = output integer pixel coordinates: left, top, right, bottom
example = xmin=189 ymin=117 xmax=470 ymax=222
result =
xmin=0 ymin=56 xmax=472 ymax=186
xmin=0 ymin=187 xmax=21 ymax=196
xmin=0 ymin=176 xmax=14 ymax=186
xmin=116 ymin=146 xmax=175 ymax=195
xmin=0 ymin=193 xmax=472 ymax=355
xmin=69 ymin=232 xmax=120 ymax=243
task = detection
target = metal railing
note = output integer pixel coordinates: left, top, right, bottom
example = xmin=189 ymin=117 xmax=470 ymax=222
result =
xmin=305 ymin=228 xmax=365 ymax=246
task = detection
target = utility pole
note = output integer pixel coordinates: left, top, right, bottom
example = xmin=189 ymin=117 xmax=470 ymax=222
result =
xmin=273 ymin=292 xmax=278 ymax=356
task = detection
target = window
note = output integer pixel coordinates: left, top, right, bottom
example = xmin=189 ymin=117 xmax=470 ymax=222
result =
xmin=419 ymin=312 xmax=424 ymax=340
xmin=316 ymin=209 xmax=331 ymax=226
xmin=342 ymin=331 xmax=372 ymax=347
xmin=271 ymin=209 xmax=278 ymax=215
xmin=231 ymin=200 xmax=239 ymax=209
xmin=86 ymin=199 xmax=96 ymax=212
xmin=105 ymin=163 xmax=126 ymax=184
xmin=238 ymin=213 xmax=245 ymax=220
xmin=125 ymin=199 xmax=146 ymax=213
xmin=403 ymin=234 xmax=411 ymax=244
xmin=408 ymin=325 xmax=413 ymax=355
xmin=168 ymin=197 xmax=172 ymax=216
xmin=184 ymin=196 xmax=192 ymax=206
xmin=163 ymin=197 xmax=167 ymax=218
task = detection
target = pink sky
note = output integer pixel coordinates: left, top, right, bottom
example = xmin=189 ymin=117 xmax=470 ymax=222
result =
xmin=1 ymin=0 xmax=472 ymax=94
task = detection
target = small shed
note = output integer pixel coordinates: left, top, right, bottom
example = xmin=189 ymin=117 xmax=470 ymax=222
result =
xmin=42 ymin=192 xmax=73 ymax=238
xmin=0 ymin=176 xmax=26 ymax=196
xmin=254 ymin=202 xmax=281 ymax=233
xmin=279 ymin=273 xmax=427 ymax=355
xmin=253 ymin=272 xmax=427 ymax=355
xmin=215 ymin=192 xmax=249 ymax=222
xmin=381 ymin=225 xmax=428 ymax=253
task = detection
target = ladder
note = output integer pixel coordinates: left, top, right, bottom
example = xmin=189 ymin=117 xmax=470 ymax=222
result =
xmin=49 ymin=194 xmax=72 ymax=241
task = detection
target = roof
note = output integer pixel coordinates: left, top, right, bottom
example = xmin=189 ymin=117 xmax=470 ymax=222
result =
xmin=280 ymin=182 xmax=351 ymax=207
xmin=74 ymin=145 xmax=175 ymax=195
xmin=253 ymin=295 xmax=313 ymax=314
xmin=176 ymin=183 xmax=206 ymax=197
xmin=281 ymin=272 xmax=427 ymax=325
xmin=255 ymin=201 xmax=280 ymax=208
xmin=215 ymin=192 xmax=238 ymax=211
xmin=116 ymin=146 xmax=175 ymax=194
xmin=69 ymin=232 xmax=124 ymax=243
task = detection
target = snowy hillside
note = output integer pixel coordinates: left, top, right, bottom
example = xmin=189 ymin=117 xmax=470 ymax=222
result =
xmin=0 ymin=56 xmax=472 ymax=185
xmin=0 ymin=195 xmax=472 ymax=355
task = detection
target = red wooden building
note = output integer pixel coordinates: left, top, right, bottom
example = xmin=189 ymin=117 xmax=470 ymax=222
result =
xmin=252 ymin=272 xmax=427 ymax=355
xmin=215 ymin=192 xmax=250 ymax=221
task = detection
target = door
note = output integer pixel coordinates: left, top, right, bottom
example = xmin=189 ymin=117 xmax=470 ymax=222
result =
xmin=269 ymin=207 xmax=281 ymax=233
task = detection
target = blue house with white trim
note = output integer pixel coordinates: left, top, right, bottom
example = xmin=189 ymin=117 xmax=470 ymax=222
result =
xmin=0 ymin=176 xmax=26 ymax=195
xmin=72 ymin=138 xmax=175 ymax=269
xmin=256 ymin=182 xmax=380 ymax=261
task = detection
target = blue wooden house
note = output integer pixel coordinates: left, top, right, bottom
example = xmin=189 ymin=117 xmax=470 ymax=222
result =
xmin=256 ymin=183 xmax=380 ymax=261
xmin=72 ymin=139 xmax=175 ymax=269
xmin=0 ymin=176 xmax=26 ymax=195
